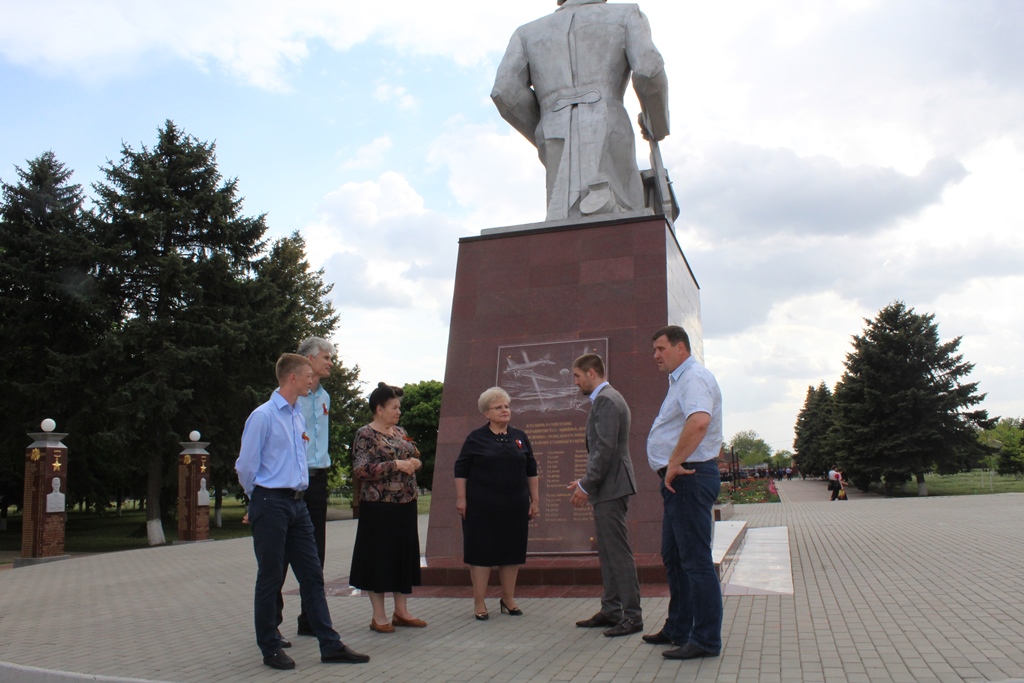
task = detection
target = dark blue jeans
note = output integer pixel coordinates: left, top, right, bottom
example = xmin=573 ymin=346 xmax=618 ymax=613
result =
xmin=250 ymin=486 xmax=343 ymax=656
xmin=660 ymin=460 xmax=723 ymax=653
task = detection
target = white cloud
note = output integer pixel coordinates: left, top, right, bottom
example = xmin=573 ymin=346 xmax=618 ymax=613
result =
xmin=302 ymin=170 xmax=461 ymax=316
xmin=708 ymin=291 xmax=869 ymax=449
xmin=676 ymin=144 xmax=967 ymax=238
xmin=298 ymin=170 xmax=462 ymax=386
xmin=0 ymin=0 xmax=557 ymax=88
xmin=320 ymin=171 xmax=426 ymax=228
xmin=427 ymin=121 xmax=546 ymax=228
xmin=373 ymin=84 xmax=418 ymax=111
xmin=338 ymin=136 xmax=393 ymax=171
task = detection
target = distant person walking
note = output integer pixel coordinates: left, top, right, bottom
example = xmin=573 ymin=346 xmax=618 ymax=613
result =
xmin=828 ymin=467 xmax=843 ymax=501
xmin=643 ymin=325 xmax=724 ymax=661
xmin=568 ymin=353 xmax=643 ymax=637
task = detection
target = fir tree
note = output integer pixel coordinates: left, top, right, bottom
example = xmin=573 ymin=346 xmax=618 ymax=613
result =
xmin=793 ymin=382 xmax=835 ymax=479
xmin=92 ymin=121 xmax=269 ymax=544
xmin=0 ymin=152 xmax=110 ymax=515
xmin=831 ymin=302 xmax=993 ymax=495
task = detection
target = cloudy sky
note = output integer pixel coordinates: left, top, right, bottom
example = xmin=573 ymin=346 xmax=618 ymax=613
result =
xmin=2 ymin=0 xmax=1021 ymax=452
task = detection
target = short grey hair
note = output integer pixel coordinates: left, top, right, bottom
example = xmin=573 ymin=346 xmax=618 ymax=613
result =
xmin=478 ymin=387 xmax=511 ymax=414
xmin=297 ymin=336 xmax=334 ymax=358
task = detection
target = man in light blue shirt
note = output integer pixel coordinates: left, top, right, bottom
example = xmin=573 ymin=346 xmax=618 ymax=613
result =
xmin=236 ymin=353 xmax=368 ymax=670
xmin=293 ymin=336 xmax=334 ymax=636
xmin=643 ymin=325 xmax=724 ymax=660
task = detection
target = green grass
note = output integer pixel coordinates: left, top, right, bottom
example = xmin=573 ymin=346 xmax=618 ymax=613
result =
xmin=873 ymin=470 xmax=1024 ymax=497
xmin=0 ymin=493 xmax=431 ymax=563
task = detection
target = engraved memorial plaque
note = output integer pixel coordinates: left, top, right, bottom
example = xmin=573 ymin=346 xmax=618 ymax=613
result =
xmin=497 ymin=339 xmax=607 ymax=553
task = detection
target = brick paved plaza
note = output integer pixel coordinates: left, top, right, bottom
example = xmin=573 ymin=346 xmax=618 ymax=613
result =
xmin=2 ymin=479 xmax=1024 ymax=683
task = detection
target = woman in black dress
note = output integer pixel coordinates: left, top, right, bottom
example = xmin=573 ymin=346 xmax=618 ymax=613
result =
xmin=454 ymin=387 xmax=539 ymax=620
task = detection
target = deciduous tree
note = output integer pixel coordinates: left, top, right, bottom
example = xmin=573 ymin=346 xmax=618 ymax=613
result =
xmin=729 ymin=429 xmax=773 ymax=467
xmin=987 ymin=418 xmax=1024 ymax=477
xmin=399 ymin=380 xmax=443 ymax=491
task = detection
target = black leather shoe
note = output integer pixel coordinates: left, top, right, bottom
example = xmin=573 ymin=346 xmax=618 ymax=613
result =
xmin=576 ymin=613 xmax=618 ymax=628
xmin=642 ymin=630 xmax=674 ymax=645
xmin=276 ymin=629 xmax=292 ymax=648
xmin=662 ymin=642 xmax=719 ymax=660
xmin=604 ymin=621 xmax=643 ymax=637
xmin=296 ymin=623 xmax=315 ymax=637
xmin=321 ymin=644 xmax=370 ymax=664
xmin=263 ymin=650 xmax=295 ymax=670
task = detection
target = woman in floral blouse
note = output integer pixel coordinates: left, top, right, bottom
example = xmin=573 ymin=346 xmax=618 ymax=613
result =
xmin=348 ymin=382 xmax=426 ymax=633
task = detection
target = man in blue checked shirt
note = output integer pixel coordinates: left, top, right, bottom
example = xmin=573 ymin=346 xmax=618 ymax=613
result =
xmin=236 ymin=353 xmax=368 ymax=670
xmin=293 ymin=336 xmax=334 ymax=636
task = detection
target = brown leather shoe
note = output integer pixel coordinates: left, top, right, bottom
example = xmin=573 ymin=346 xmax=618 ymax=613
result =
xmin=369 ymin=620 xmax=395 ymax=633
xmin=392 ymin=614 xmax=427 ymax=628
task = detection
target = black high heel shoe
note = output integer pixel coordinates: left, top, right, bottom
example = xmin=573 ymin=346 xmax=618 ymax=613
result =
xmin=499 ymin=599 xmax=522 ymax=616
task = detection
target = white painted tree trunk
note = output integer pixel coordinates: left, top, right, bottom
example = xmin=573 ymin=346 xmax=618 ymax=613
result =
xmin=916 ymin=474 xmax=928 ymax=497
xmin=214 ymin=508 xmax=222 ymax=528
xmin=147 ymin=519 xmax=166 ymax=546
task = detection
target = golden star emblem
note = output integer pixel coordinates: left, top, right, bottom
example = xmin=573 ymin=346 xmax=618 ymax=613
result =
xmin=30 ymin=448 xmax=41 ymax=461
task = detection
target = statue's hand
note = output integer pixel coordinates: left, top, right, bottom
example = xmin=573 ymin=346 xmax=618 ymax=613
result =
xmin=637 ymin=112 xmax=653 ymax=142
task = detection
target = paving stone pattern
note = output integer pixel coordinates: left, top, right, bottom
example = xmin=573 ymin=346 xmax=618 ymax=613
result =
xmin=2 ymin=480 xmax=1024 ymax=682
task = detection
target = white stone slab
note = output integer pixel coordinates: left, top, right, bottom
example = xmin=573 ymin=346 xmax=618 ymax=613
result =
xmin=723 ymin=526 xmax=793 ymax=595
xmin=712 ymin=520 xmax=747 ymax=567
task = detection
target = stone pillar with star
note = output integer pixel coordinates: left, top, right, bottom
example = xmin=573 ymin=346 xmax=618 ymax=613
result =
xmin=177 ymin=431 xmax=211 ymax=542
xmin=16 ymin=419 xmax=71 ymax=567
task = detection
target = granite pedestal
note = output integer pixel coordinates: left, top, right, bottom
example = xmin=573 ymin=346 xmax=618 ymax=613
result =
xmin=424 ymin=212 xmax=701 ymax=585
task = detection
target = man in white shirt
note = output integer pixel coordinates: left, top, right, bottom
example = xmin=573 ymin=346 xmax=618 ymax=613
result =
xmin=643 ymin=325 xmax=724 ymax=660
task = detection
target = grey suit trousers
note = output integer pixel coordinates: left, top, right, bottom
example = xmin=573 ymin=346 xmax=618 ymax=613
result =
xmin=593 ymin=495 xmax=642 ymax=623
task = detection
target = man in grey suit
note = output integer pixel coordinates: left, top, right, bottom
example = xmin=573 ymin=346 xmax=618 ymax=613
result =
xmin=568 ymin=353 xmax=643 ymax=637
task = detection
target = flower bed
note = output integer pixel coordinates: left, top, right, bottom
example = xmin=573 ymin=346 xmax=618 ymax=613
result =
xmin=717 ymin=478 xmax=781 ymax=505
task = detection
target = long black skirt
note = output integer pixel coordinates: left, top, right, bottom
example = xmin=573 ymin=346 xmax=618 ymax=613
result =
xmin=349 ymin=500 xmax=421 ymax=594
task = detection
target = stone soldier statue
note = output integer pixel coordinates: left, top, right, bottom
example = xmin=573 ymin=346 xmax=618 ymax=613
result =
xmin=492 ymin=0 xmax=669 ymax=222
